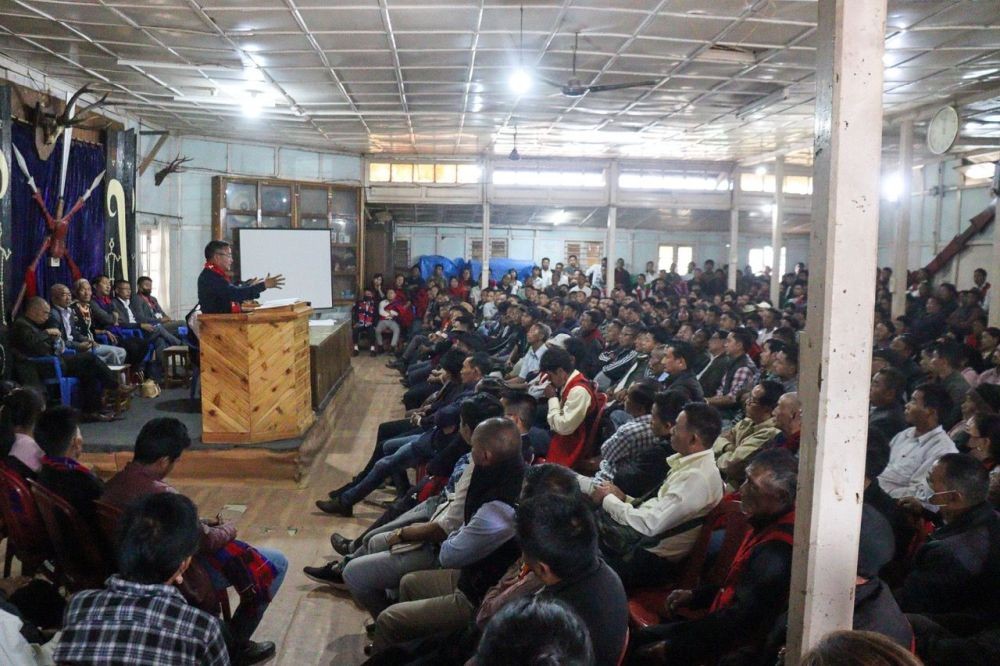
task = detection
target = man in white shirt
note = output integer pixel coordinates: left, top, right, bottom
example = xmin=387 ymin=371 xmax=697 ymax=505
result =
xmin=586 ymin=258 xmax=606 ymax=291
xmin=591 ymin=400 xmax=724 ymax=589
xmin=878 ymin=383 xmax=957 ymax=507
xmin=517 ymin=323 xmax=550 ymax=380
xmin=539 ymin=257 xmax=553 ymax=289
xmin=644 ymin=261 xmax=658 ymax=285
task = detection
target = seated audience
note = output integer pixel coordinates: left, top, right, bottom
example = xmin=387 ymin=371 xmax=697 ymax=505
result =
xmin=135 ymin=275 xmax=183 ymax=336
xmin=540 ymin=347 xmax=601 ymax=468
xmin=370 ymin=417 xmax=526 ymax=653
xmin=100 ymin=417 xmax=286 ymax=665
xmin=632 ymin=449 xmax=798 ymax=665
xmin=928 ymin=340 xmax=973 ymax=427
xmin=54 ymin=493 xmax=229 ymax=665
xmin=516 ymin=491 xmax=628 ymax=666
xmin=11 ymin=297 xmax=126 ymax=421
xmin=35 ymin=406 xmax=103 ymax=524
xmin=72 ymin=277 xmax=149 ymax=368
xmin=590 ymin=401 xmax=725 ymax=589
xmin=967 ymin=413 xmax=1000 ymax=507
xmin=0 ymin=387 xmax=47 ymax=479
xmin=47 ymin=283 xmax=126 ymax=366
xmin=870 ymin=368 xmax=909 ymax=442
xmin=475 ymin=597 xmax=595 ymax=666
xmin=713 ymin=380 xmax=783 ymax=488
xmin=768 ymin=391 xmax=803 ymax=454
xmin=878 ymin=383 xmax=957 ymax=504
xmin=586 ymin=380 xmax=662 ymax=488
xmin=659 ymin=340 xmax=705 ymax=402
xmin=800 ymin=630 xmax=922 ymax=666
xmin=706 ymin=327 xmax=759 ymax=420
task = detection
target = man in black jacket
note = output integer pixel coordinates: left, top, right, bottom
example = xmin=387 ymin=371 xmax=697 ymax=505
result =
xmin=197 ymin=240 xmax=284 ymax=315
xmin=518 ymin=490 xmax=628 ymax=666
xmin=35 ymin=406 xmax=104 ymax=525
xmin=903 ymin=453 xmax=1000 ymax=665
xmin=870 ymin=368 xmax=909 ymax=442
xmin=661 ymin=340 xmax=705 ymax=402
xmin=10 ymin=298 xmax=124 ymax=420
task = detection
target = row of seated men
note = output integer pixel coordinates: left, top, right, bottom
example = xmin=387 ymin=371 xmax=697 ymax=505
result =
xmin=0 ymin=385 xmax=285 ymax=665
xmin=4 ymin=275 xmax=183 ymax=422
xmin=306 ymin=268 xmax=1000 ymax=663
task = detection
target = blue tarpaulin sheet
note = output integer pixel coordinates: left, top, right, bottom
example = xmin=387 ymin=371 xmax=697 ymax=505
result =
xmin=416 ymin=255 xmax=536 ymax=283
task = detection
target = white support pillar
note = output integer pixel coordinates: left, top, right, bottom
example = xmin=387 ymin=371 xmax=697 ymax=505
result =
xmin=728 ymin=183 xmax=740 ymax=292
xmin=481 ymin=160 xmax=492 ymax=289
xmin=991 ymin=191 xmax=1000 ymax=326
xmin=891 ymin=119 xmax=914 ymax=319
xmin=770 ymin=156 xmax=785 ymax=305
xmin=786 ymin=0 xmax=886 ymax=663
xmin=606 ymin=161 xmax=619 ymax=279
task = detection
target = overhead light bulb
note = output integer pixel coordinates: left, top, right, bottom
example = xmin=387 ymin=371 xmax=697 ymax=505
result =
xmin=243 ymin=90 xmax=262 ymax=118
xmin=755 ymin=165 xmax=767 ymax=176
xmin=551 ymin=209 xmax=568 ymax=225
xmin=882 ymin=172 xmax=903 ymax=202
xmin=509 ymin=67 xmax=532 ymax=95
xmin=509 ymin=146 xmax=520 ymax=161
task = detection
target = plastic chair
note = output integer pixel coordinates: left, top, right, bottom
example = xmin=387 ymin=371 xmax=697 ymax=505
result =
xmin=28 ymin=480 xmax=110 ymax=592
xmin=27 ymin=356 xmax=79 ymax=407
xmin=0 ymin=463 xmax=56 ymax=579
xmin=627 ymin=499 xmax=749 ymax=629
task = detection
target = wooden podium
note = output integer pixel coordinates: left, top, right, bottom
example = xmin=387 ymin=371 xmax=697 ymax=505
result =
xmin=199 ymin=302 xmax=315 ymax=444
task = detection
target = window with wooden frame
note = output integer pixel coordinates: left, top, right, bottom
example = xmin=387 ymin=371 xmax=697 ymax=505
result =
xmin=470 ymin=239 xmax=508 ymax=261
xmin=564 ymin=241 xmax=604 ymax=268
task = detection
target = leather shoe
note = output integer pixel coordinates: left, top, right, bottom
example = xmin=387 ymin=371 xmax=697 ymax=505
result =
xmin=315 ymin=498 xmax=353 ymax=517
xmin=236 ymin=640 xmax=276 ymax=665
xmin=364 ymin=619 xmax=376 ymax=636
xmin=364 ymin=642 xmax=373 ymax=656
xmin=81 ymin=411 xmax=113 ymax=423
xmin=330 ymin=533 xmax=356 ymax=556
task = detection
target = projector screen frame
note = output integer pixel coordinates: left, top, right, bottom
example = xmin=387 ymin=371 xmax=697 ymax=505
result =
xmin=234 ymin=228 xmax=337 ymax=310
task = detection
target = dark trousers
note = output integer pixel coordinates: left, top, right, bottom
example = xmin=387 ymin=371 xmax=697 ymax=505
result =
xmin=63 ymin=352 xmax=119 ymax=412
xmin=332 ymin=419 xmax=418 ymax=493
xmin=403 ymin=383 xmax=437 ymax=411
xmin=604 ymin=547 xmax=680 ymax=591
xmin=908 ymin=612 xmax=999 ymax=666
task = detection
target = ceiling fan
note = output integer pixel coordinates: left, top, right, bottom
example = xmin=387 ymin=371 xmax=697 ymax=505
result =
xmin=540 ymin=32 xmax=661 ymax=97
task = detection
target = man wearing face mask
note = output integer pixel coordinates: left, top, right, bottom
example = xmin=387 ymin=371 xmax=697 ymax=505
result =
xmin=902 ymin=453 xmax=1000 ymax=666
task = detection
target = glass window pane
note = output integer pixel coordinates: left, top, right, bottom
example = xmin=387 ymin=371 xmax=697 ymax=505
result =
xmin=299 ymin=217 xmax=329 ymax=229
xmin=331 ymin=189 xmax=358 ymax=218
xmin=260 ymin=215 xmax=291 ymax=228
xmin=332 ymin=275 xmax=356 ymax=301
xmin=676 ymin=246 xmax=694 ymax=272
xmin=391 ymin=163 xmax=413 ymax=182
xmin=299 ymin=187 xmax=328 ymax=217
xmin=434 ymin=164 xmax=456 ymax=183
xmin=457 ymin=164 xmax=481 ymax=183
xmin=369 ymin=163 xmax=390 ymax=182
xmin=225 ymin=182 xmax=257 ymax=214
xmin=657 ymin=245 xmax=674 ymax=271
xmin=415 ymin=164 xmax=435 ymax=183
xmin=331 ymin=247 xmax=357 ymax=273
xmin=226 ymin=214 xmax=256 ymax=229
xmin=331 ymin=217 xmax=356 ymax=244
xmin=261 ymin=185 xmax=291 ymax=214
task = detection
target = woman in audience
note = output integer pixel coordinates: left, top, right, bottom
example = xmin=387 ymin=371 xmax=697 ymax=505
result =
xmin=978 ymin=348 xmax=1000 ymax=386
xmin=0 ymin=387 xmax=46 ymax=479
xmin=370 ymin=273 xmax=386 ymax=301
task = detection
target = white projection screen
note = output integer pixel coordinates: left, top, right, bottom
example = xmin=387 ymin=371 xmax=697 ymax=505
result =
xmin=237 ymin=229 xmax=333 ymax=309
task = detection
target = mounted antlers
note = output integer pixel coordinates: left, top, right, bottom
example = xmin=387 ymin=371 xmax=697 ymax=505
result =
xmin=154 ymin=155 xmax=193 ymax=186
xmin=33 ymin=83 xmax=110 ymax=160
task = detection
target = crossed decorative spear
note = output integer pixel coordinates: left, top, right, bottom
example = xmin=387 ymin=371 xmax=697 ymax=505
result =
xmin=11 ymin=142 xmax=104 ymax=315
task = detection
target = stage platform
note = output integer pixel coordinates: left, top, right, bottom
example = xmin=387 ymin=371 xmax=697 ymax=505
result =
xmin=80 ymin=371 xmax=351 ymax=484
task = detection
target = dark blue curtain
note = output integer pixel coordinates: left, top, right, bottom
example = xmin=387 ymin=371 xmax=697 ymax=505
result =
xmin=10 ymin=121 xmax=106 ymax=302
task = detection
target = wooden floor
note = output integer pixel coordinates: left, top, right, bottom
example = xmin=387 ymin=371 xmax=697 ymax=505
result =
xmin=176 ymin=354 xmax=405 ymax=666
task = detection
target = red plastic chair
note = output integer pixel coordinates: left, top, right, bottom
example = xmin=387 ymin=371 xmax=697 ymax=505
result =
xmin=28 ymin=480 xmax=111 ymax=592
xmin=0 ymin=463 xmax=55 ymax=579
xmin=627 ymin=499 xmax=749 ymax=629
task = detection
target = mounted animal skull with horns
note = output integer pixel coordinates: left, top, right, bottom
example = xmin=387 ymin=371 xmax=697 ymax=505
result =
xmin=33 ymin=83 xmax=109 ymax=160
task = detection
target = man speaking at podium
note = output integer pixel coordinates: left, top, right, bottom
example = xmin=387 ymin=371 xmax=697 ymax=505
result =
xmin=198 ymin=240 xmax=285 ymax=315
